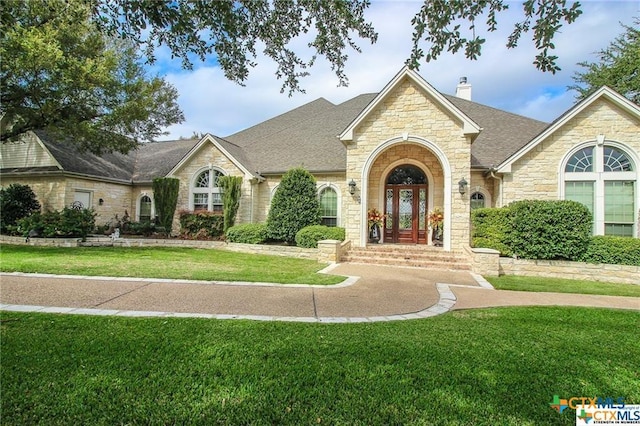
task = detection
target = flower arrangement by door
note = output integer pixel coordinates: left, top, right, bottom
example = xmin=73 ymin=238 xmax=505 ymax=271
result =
xmin=428 ymin=207 xmax=444 ymax=246
xmin=367 ymin=208 xmax=385 ymax=243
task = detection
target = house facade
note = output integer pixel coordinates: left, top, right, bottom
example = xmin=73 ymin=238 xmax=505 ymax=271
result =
xmin=2 ymin=67 xmax=639 ymax=250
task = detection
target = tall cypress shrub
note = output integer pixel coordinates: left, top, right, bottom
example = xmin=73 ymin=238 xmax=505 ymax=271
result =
xmin=218 ymin=176 xmax=242 ymax=232
xmin=267 ymin=168 xmax=321 ymax=244
xmin=0 ymin=183 xmax=41 ymax=234
xmin=152 ymin=177 xmax=180 ymax=236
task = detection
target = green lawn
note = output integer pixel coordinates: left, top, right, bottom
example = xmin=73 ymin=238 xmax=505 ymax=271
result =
xmin=1 ymin=307 xmax=638 ymax=425
xmin=487 ymin=275 xmax=640 ymax=298
xmin=0 ymin=244 xmax=344 ymax=285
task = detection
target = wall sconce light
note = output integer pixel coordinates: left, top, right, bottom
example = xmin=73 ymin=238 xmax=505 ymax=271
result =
xmin=348 ymin=179 xmax=357 ymax=195
xmin=458 ymin=178 xmax=468 ymax=195
xmin=98 ymin=198 xmax=104 ymax=206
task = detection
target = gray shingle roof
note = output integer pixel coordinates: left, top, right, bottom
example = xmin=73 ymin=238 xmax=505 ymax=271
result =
xmin=225 ymin=94 xmax=377 ymax=174
xmin=25 ymin=88 xmax=552 ymax=181
xmin=132 ymin=138 xmax=200 ymax=182
xmin=444 ymin=96 xmax=549 ymax=168
xmin=36 ymin=130 xmax=135 ymax=182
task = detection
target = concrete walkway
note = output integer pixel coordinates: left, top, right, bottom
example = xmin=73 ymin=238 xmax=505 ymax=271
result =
xmin=1 ymin=263 xmax=638 ymax=322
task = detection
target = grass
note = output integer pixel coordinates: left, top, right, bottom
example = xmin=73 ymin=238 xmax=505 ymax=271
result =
xmin=1 ymin=307 xmax=639 ymax=425
xmin=487 ymin=275 xmax=640 ymax=298
xmin=0 ymin=244 xmax=344 ymax=285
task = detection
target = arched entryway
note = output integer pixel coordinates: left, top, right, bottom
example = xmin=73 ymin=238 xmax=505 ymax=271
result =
xmin=384 ymin=165 xmax=428 ymax=244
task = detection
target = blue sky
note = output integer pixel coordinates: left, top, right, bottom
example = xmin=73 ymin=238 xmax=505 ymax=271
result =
xmin=149 ymin=1 xmax=639 ymax=140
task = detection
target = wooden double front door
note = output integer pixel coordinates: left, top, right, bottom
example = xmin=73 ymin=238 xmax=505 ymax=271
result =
xmin=383 ymin=184 xmax=428 ymax=244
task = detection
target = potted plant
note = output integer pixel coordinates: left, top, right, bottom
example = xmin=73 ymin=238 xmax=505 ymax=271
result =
xmin=428 ymin=207 xmax=444 ymax=246
xmin=367 ymin=208 xmax=385 ymax=243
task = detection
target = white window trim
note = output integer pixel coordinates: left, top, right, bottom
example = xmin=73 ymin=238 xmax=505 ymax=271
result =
xmin=189 ymin=166 xmax=227 ymax=212
xmin=559 ymin=140 xmax=639 ymax=236
xmin=72 ymin=189 xmax=93 ymax=209
xmin=136 ymin=192 xmax=155 ymax=222
xmin=317 ymin=183 xmax=341 ymax=226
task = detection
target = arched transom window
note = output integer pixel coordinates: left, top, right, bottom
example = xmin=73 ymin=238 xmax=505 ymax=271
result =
xmin=192 ymin=168 xmax=225 ymax=213
xmin=563 ymin=143 xmax=637 ymax=237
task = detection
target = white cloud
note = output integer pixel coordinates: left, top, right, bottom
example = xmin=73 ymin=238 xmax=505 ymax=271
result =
xmin=156 ymin=1 xmax=638 ymax=139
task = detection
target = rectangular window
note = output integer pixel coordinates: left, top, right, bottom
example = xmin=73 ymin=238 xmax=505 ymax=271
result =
xmin=604 ymin=181 xmax=635 ymax=237
xmin=565 ymin=181 xmax=594 ymax=213
xmin=73 ymin=190 xmax=91 ymax=209
xmin=194 ymin=193 xmax=208 ymax=211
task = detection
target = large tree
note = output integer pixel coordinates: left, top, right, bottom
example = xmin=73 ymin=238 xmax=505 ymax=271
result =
xmin=569 ymin=18 xmax=639 ymax=104
xmin=93 ymin=0 xmax=582 ymax=94
xmin=0 ymin=0 xmax=184 ymax=154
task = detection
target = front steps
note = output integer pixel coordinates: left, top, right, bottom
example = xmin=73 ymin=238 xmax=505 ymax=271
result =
xmin=341 ymin=244 xmax=471 ymax=270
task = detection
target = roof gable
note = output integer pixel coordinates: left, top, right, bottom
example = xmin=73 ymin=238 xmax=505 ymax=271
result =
xmin=497 ymin=86 xmax=640 ymax=172
xmin=167 ymin=133 xmax=257 ymax=179
xmin=339 ymin=66 xmax=481 ymax=142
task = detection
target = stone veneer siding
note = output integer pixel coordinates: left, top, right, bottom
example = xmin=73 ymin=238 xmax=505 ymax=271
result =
xmin=170 ymin=141 xmax=249 ymax=233
xmin=345 ymin=77 xmax=472 ymax=249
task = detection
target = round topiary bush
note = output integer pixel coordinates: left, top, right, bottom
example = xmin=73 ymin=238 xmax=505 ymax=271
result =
xmin=295 ymin=225 xmax=345 ymax=248
xmin=226 ymin=223 xmax=268 ymax=244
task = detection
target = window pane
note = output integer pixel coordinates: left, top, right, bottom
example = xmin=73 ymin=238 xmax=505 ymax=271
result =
xmin=604 ymin=146 xmax=633 ymax=172
xmin=565 ymin=182 xmax=594 ymax=213
xmin=419 ymin=189 xmax=426 ymax=230
xmin=605 ymin=181 xmax=635 ymax=223
xmin=195 ymin=171 xmax=209 ymax=188
xmin=470 ymin=192 xmax=485 ymax=210
xmin=565 ymin=147 xmax=593 ymax=172
xmin=385 ymin=189 xmax=393 ymax=230
xmin=321 ymin=217 xmax=337 ymax=227
xmin=194 ymin=193 xmax=208 ymax=211
xmin=319 ymin=188 xmax=337 ymax=227
xmin=212 ymin=170 xmax=223 ymax=187
xmin=140 ymin=196 xmax=152 ymax=221
xmin=605 ymin=224 xmax=634 ymax=237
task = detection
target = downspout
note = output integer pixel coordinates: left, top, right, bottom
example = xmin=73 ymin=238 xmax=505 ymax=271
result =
xmin=486 ymin=167 xmax=502 ymax=207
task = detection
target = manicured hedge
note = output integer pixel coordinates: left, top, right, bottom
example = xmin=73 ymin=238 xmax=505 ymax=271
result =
xmin=580 ymin=236 xmax=640 ymax=266
xmin=225 ymin=223 xmax=268 ymax=244
xmin=295 ymin=225 xmax=345 ymax=248
xmin=178 ymin=211 xmax=224 ymax=239
xmin=16 ymin=207 xmax=96 ymax=240
xmin=506 ymin=200 xmax=592 ymax=260
xmin=471 ymin=207 xmax=512 ymax=256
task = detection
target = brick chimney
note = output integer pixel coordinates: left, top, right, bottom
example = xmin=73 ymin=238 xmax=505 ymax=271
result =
xmin=456 ymin=77 xmax=471 ymax=101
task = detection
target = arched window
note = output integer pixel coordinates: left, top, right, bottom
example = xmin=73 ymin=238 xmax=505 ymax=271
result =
xmin=139 ymin=195 xmax=152 ymax=222
xmin=563 ymin=143 xmax=637 ymax=237
xmin=192 ymin=168 xmax=225 ymax=213
xmin=470 ymin=192 xmax=486 ymax=210
xmin=319 ymin=187 xmax=338 ymax=227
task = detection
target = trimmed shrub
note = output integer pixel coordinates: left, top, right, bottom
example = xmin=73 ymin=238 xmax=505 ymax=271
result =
xmin=266 ymin=168 xmax=321 ymax=243
xmin=153 ymin=177 xmax=180 ymax=236
xmin=218 ymin=176 xmax=242 ymax=232
xmin=178 ymin=210 xmax=224 ymax=239
xmin=295 ymin=225 xmax=345 ymax=248
xmin=123 ymin=221 xmax=157 ymax=237
xmin=471 ymin=207 xmax=512 ymax=256
xmin=16 ymin=207 xmax=95 ymax=239
xmin=506 ymin=200 xmax=592 ymax=260
xmin=0 ymin=183 xmax=41 ymax=234
xmin=226 ymin=223 xmax=268 ymax=244
xmin=580 ymin=236 xmax=640 ymax=266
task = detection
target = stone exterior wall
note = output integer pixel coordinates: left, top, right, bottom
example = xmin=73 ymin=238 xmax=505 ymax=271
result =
xmin=345 ymin=77 xmax=472 ymax=249
xmin=253 ymin=172 xmax=348 ymax=225
xmin=0 ymin=174 xmax=132 ymax=226
xmin=499 ymin=257 xmax=640 ymax=285
xmin=503 ymin=98 xmax=640 ymax=203
xmin=169 ymin=140 xmax=248 ymax=233
xmin=469 ymin=170 xmax=496 ymax=207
